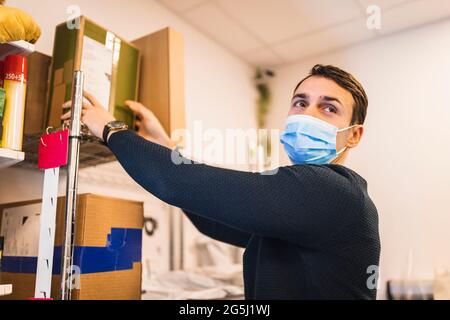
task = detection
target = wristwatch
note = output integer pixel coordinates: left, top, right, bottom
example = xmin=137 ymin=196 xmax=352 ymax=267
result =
xmin=103 ymin=120 xmax=128 ymax=144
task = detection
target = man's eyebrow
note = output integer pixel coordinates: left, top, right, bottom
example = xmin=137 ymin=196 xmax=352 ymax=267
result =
xmin=292 ymin=93 xmax=309 ymax=100
xmin=321 ymin=95 xmax=343 ymax=106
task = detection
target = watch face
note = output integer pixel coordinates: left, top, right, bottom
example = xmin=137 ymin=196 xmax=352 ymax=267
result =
xmin=109 ymin=121 xmax=126 ymax=129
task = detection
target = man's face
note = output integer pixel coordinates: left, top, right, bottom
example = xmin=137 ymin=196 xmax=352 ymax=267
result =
xmin=288 ymin=76 xmax=363 ymax=153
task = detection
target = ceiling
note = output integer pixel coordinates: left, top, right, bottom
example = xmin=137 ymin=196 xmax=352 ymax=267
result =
xmin=155 ymin=0 xmax=450 ymax=67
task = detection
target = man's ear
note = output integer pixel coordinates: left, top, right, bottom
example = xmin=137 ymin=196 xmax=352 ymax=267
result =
xmin=346 ymin=126 xmax=364 ymax=148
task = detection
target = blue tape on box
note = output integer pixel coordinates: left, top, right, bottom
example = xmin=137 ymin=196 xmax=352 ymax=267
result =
xmin=1 ymin=228 xmax=142 ymax=274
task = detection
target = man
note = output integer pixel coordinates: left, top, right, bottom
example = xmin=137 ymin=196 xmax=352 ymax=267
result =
xmin=64 ymin=64 xmax=380 ymax=299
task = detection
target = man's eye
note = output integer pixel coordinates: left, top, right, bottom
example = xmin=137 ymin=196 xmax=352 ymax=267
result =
xmin=292 ymin=100 xmax=306 ymax=108
xmin=323 ymin=105 xmax=337 ymax=113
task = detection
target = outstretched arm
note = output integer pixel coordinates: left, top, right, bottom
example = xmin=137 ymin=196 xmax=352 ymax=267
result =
xmin=108 ymin=130 xmax=362 ymax=247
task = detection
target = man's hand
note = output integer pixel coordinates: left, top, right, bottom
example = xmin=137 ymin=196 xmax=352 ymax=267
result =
xmin=61 ymin=91 xmax=115 ymax=140
xmin=61 ymin=93 xmax=175 ymax=148
xmin=125 ymin=100 xmax=176 ymax=149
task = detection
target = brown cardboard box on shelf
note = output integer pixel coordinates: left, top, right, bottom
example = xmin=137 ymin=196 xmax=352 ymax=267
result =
xmin=24 ymin=52 xmax=52 ymax=134
xmin=46 ymin=16 xmax=140 ymax=129
xmin=0 ymin=194 xmax=143 ymax=300
xmin=132 ymin=27 xmax=186 ymax=144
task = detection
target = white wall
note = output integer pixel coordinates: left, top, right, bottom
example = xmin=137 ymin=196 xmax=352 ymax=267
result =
xmin=267 ymin=19 xmax=450 ymax=298
xmin=0 ymin=0 xmax=256 ymax=275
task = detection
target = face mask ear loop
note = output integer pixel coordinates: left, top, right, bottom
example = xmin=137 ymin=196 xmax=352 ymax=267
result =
xmin=328 ymin=146 xmax=348 ymax=164
xmin=337 ymin=124 xmax=362 ymax=133
xmin=336 ymin=146 xmax=348 ymax=156
xmin=335 ymin=125 xmax=362 ymax=155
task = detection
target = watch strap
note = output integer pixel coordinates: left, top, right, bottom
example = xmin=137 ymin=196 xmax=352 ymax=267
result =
xmin=102 ymin=125 xmax=110 ymax=144
xmin=102 ymin=121 xmax=128 ymax=145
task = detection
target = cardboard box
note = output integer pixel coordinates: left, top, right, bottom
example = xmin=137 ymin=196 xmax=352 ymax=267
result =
xmin=132 ymin=28 xmax=185 ymax=143
xmin=0 ymin=194 xmax=143 ymax=300
xmin=46 ymin=16 xmax=140 ymax=129
xmin=24 ymin=52 xmax=52 ymax=134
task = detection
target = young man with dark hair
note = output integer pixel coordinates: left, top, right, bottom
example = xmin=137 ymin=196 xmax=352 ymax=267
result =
xmin=63 ymin=64 xmax=381 ymax=300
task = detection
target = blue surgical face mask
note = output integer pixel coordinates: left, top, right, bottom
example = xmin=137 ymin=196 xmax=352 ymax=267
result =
xmin=280 ymin=115 xmax=360 ymax=165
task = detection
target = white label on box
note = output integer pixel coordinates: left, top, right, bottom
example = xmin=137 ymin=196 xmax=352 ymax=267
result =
xmin=81 ymin=35 xmax=113 ymax=109
xmin=0 ymin=203 xmax=41 ymax=257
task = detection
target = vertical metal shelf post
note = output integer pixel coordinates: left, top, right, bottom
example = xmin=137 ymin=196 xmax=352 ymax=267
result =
xmin=60 ymin=70 xmax=84 ymax=300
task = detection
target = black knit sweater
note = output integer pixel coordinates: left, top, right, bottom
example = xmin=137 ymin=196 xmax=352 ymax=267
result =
xmin=108 ymin=130 xmax=381 ymax=300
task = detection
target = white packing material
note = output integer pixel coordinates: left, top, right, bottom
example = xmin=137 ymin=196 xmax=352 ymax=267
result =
xmin=141 ymin=270 xmax=244 ymax=300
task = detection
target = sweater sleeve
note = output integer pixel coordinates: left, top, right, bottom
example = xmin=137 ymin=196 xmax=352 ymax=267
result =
xmin=108 ymin=130 xmax=362 ymax=247
xmin=183 ymin=209 xmax=251 ymax=248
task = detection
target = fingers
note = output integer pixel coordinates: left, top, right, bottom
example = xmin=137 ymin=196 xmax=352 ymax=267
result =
xmin=62 ymin=101 xmax=71 ymax=110
xmin=125 ymin=100 xmax=146 ymax=116
xmin=80 ymin=103 xmax=95 ymax=117
xmin=83 ymin=91 xmax=101 ymax=107
xmin=82 ymin=102 xmax=93 ymax=110
xmin=62 ymin=100 xmax=93 ymax=110
xmin=135 ymin=119 xmax=141 ymax=130
xmin=61 ymin=102 xmax=93 ymax=120
xmin=61 ymin=111 xmax=71 ymax=120
xmin=124 ymin=100 xmax=140 ymax=112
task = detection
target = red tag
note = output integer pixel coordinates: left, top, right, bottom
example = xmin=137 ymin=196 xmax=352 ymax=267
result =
xmin=38 ymin=130 xmax=69 ymax=169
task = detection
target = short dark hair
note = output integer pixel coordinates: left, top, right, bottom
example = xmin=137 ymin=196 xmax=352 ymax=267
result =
xmin=293 ymin=64 xmax=368 ymax=125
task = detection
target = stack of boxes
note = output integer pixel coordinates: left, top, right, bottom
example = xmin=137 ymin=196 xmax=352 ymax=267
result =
xmin=0 ymin=194 xmax=143 ymax=300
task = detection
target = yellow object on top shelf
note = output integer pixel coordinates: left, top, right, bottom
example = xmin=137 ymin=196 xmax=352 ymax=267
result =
xmin=0 ymin=4 xmax=41 ymax=44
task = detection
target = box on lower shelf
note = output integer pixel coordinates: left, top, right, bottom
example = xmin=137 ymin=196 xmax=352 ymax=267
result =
xmin=0 ymin=148 xmax=25 ymax=169
xmin=0 ymin=194 xmax=143 ymax=300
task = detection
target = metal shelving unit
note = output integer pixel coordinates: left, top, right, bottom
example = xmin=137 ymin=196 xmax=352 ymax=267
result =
xmin=0 ymin=41 xmax=94 ymax=298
